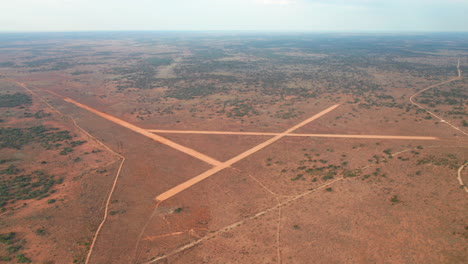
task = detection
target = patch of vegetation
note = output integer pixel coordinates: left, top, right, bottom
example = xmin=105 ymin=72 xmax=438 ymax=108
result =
xmin=322 ymin=172 xmax=335 ymax=180
xmin=0 ymin=233 xmax=30 ymax=262
xmin=291 ymin=174 xmax=304 ymax=181
xmin=35 ymin=228 xmax=46 ymax=236
xmin=165 ymin=84 xmax=225 ymax=100
xmin=70 ymin=140 xmax=87 ymax=147
xmin=71 ymin=70 xmax=93 ymax=75
xmin=1 ymin=165 xmax=20 ymax=175
xmin=145 ymin=57 xmax=173 ymax=67
xmin=0 ymin=169 xmax=61 ymax=207
xmin=416 ymin=154 xmax=460 ymax=169
xmin=343 ymin=169 xmax=361 ymax=178
xmin=222 ymin=99 xmax=259 ymax=118
xmin=16 ymin=254 xmax=31 ymax=263
xmin=109 ymin=209 xmax=126 ymax=216
xmin=59 ymin=147 xmax=73 ymax=155
xmin=390 ymin=195 xmax=400 ymax=203
xmin=0 ymin=126 xmax=80 ymax=152
xmin=0 ymin=62 xmax=15 ymax=67
xmin=7 ymin=245 xmax=21 ymax=253
xmin=274 ymin=108 xmax=302 ymax=119
xmin=33 ymin=110 xmax=51 ymax=119
xmin=0 ymin=93 xmax=31 ymax=108
xmin=0 ymin=233 xmax=15 ymax=244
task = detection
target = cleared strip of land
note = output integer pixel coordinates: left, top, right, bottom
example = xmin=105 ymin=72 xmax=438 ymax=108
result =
xmin=287 ymin=134 xmax=438 ymax=140
xmin=147 ymin=129 xmax=438 ymax=140
xmin=61 ymin=97 xmax=222 ymax=166
xmin=155 ymin=104 xmax=340 ymax=201
xmin=147 ymin=130 xmax=279 ymax=136
xmin=457 ymin=162 xmax=468 ymax=193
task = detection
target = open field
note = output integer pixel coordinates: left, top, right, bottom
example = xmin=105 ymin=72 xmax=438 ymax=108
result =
xmin=0 ymin=32 xmax=467 ymax=263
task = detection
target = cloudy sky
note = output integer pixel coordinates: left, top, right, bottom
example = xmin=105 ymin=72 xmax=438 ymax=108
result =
xmin=1 ymin=0 xmax=467 ymax=32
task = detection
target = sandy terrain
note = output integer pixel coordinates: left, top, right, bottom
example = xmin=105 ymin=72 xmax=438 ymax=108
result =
xmin=0 ymin=34 xmax=466 ymax=264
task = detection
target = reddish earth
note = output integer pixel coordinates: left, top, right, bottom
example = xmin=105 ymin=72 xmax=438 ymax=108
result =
xmin=0 ymin=36 xmax=466 ymax=264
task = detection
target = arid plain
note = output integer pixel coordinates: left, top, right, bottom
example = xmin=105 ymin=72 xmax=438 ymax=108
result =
xmin=0 ymin=32 xmax=467 ymax=263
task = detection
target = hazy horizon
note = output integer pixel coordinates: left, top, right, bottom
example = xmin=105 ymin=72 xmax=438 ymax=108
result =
xmin=2 ymin=0 xmax=468 ymax=32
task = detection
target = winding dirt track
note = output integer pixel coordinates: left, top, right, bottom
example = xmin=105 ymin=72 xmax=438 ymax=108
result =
xmin=147 ymin=129 xmax=438 ymax=140
xmin=155 ymin=104 xmax=340 ymax=201
xmin=409 ymin=59 xmax=468 ymax=137
xmin=457 ymin=162 xmax=468 ymax=193
xmin=59 ymin=96 xmax=222 ymax=166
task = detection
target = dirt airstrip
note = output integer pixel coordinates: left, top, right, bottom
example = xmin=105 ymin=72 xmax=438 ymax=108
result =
xmin=21 ymin=74 xmax=464 ymax=264
xmin=0 ymin=36 xmax=466 ymax=264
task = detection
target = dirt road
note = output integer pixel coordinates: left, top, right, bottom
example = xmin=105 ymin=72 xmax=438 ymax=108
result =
xmin=147 ymin=129 xmax=438 ymax=140
xmin=59 ymin=97 xmax=222 ymax=166
xmin=155 ymin=104 xmax=340 ymax=201
xmin=11 ymin=81 xmax=126 ymax=264
xmin=409 ymin=59 xmax=467 ymax=137
xmin=457 ymin=162 xmax=468 ymax=193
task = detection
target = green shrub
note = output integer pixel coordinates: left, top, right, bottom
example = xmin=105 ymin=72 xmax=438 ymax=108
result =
xmin=0 ymin=93 xmax=31 ymax=108
xmin=0 ymin=232 xmax=15 ymax=244
xmin=16 ymin=254 xmax=31 ymax=263
xmin=35 ymin=228 xmax=46 ymax=236
xmin=7 ymin=245 xmax=22 ymax=253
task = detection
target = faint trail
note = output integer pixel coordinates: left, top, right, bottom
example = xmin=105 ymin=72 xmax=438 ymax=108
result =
xmin=45 ymin=91 xmax=221 ymax=166
xmin=286 ymin=134 xmax=438 ymax=140
xmin=147 ymin=129 xmax=438 ymax=141
xmin=133 ymin=202 xmax=161 ymax=264
xmin=233 ymin=168 xmax=284 ymax=264
xmin=275 ymin=197 xmax=282 ymax=264
xmin=457 ymin=162 xmax=468 ymax=193
xmin=232 ymin=167 xmax=285 ymax=197
xmin=85 ymin=157 xmax=125 ymax=264
xmin=142 ymin=227 xmax=207 ymax=242
xmin=409 ymin=59 xmax=467 ymax=137
xmin=6 ymin=79 xmax=126 ymax=264
xmin=155 ymin=104 xmax=340 ymax=202
xmin=143 ymin=232 xmax=185 ymax=241
xmin=142 ymin=178 xmax=343 ymax=264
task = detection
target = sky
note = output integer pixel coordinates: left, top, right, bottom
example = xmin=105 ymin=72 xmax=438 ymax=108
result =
xmin=1 ymin=0 xmax=468 ymax=32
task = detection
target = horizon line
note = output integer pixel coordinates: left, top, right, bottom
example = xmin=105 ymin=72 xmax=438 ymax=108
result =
xmin=1 ymin=29 xmax=468 ymax=34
